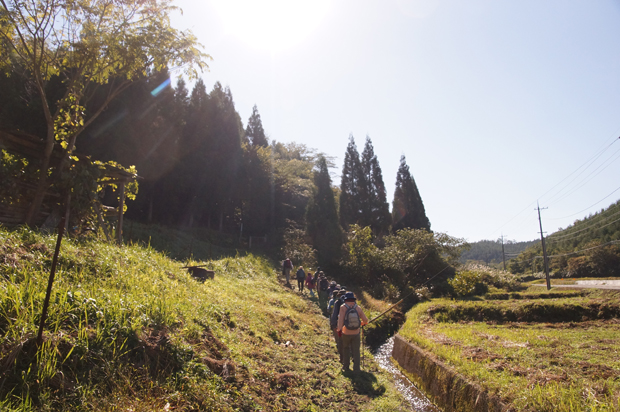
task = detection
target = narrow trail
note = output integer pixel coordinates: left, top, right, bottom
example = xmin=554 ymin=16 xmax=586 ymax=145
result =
xmin=287 ymin=280 xmax=441 ymax=411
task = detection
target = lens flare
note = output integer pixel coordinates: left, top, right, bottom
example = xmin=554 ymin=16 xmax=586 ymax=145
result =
xmin=151 ymin=78 xmax=171 ymax=96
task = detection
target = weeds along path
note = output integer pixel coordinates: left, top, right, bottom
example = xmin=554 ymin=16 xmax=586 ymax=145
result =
xmin=0 ymin=227 xmax=412 ymax=411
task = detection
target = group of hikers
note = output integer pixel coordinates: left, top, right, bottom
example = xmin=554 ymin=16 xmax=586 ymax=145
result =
xmin=282 ymin=258 xmax=368 ymax=373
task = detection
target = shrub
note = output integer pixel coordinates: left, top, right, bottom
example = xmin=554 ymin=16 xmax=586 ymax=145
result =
xmin=448 ymin=270 xmax=488 ymax=297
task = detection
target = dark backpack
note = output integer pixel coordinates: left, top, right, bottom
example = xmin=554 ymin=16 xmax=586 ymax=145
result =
xmin=343 ymin=303 xmax=361 ymax=330
xmin=296 ymin=269 xmax=305 ymax=280
xmin=330 ymin=298 xmax=344 ymax=329
xmin=319 ymin=278 xmax=329 ymax=291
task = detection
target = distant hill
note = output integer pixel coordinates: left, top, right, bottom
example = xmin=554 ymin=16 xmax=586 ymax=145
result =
xmin=508 ymin=199 xmax=620 ymax=277
xmin=460 ymin=239 xmax=538 ymax=265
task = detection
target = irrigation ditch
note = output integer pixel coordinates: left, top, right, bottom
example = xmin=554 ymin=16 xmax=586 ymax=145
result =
xmin=363 ymin=303 xmax=443 ymax=411
xmin=364 ymin=300 xmax=510 ymax=412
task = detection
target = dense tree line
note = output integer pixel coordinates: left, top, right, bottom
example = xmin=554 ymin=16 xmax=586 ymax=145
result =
xmin=460 ymin=239 xmax=538 ymax=266
xmin=1 ymin=63 xmax=451 ymax=291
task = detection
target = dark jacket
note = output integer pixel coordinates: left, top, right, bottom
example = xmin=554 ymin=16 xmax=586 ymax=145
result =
xmin=330 ymin=296 xmax=345 ymax=329
xmin=296 ymin=268 xmax=306 ymax=280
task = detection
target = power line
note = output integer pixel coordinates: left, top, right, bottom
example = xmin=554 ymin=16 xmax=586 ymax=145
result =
xmin=547 ymin=184 xmax=620 ymax=221
xmin=547 ymin=209 xmax=620 ymax=242
xmin=539 ymin=136 xmax=619 ymax=205
xmin=506 ymin=239 xmax=620 ymax=265
xmin=485 ymin=134 xmax=619 ymax=240
xmin=546 ymin=147 xmax=620 ymax=207
xmin=547 ymin=239 xmax=620 ymax=258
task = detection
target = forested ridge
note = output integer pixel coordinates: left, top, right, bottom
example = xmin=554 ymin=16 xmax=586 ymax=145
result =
xmin=460 ymin=239 xmax=538 ymax=265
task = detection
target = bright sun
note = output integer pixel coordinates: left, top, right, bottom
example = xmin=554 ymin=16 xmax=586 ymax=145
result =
xmin=211 ymin=0 xmax=331 ymax=53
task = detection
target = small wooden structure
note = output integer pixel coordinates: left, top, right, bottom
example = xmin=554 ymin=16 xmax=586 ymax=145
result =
xmin=0 ymin=130 xmax=138 ymax=243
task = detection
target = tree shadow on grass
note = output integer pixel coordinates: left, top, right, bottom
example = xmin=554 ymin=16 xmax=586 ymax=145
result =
xmin=343 ymin=370 xmax=386 ymax=398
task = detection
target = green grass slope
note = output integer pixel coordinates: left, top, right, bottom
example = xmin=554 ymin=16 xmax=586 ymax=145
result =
xmin=0 ymin=226 xmax=409 ymax=411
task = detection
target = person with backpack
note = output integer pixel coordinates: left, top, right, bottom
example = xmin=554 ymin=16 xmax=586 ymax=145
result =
xmin=282 ymin=258 xmax=293 ymax=286
xmin=337 ymin=292 xmax=368 ymax=373
xmin=329 ymin=290 xmax=347 ymax=362
xmin=327 ymin=292 xmax=338 ymax=315
xmin=296 ymin=266 xmax=306 ymax=292
xmin=327 ymin=281 xmax=338 ymax=299
xmin=310 ymin=269 xmax=318 ymax=296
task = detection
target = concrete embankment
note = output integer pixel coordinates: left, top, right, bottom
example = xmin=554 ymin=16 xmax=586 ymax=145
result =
xmin=392 ymin=335 xmax=511 ymax=412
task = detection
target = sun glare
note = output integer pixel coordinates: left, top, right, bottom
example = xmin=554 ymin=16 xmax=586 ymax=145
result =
xmin=212 ymin=0 xmax=331 ymax=53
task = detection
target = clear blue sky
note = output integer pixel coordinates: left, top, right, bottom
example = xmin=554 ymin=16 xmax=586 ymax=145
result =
xmin=171 ymin=0 xmax=620 ymax=243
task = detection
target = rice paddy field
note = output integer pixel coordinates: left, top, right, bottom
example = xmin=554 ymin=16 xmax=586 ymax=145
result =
xmin=399 ymin=293 xmax=620 ymax=411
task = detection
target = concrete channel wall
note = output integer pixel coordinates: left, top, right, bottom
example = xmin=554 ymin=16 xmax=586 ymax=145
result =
xmin=392 ymin=335 xmax=512 ymax=412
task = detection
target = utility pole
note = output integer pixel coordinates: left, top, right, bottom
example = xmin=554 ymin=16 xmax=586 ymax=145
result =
xmin=500 ymin=234 xmax=506 ymax=271
xmin=537 ymin=202 xmax=551 ymax=290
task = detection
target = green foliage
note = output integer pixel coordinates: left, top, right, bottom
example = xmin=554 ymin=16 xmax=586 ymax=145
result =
xmin=380 ymin=228 xmax=466 ymax=287
xmin=448 ymin=270 xmax=487 ymax=297
xmin=339 ymin=135 xmax=391 ymax=235
xmin=339 ymin=135 xmax=363 ymax=229
xmin=462 ymin=263 xmax=523 ymax=292
xmin=306 ymin=156 xmax=343 ymax=269
xmin=342 ymin=224 xmax=378 ymax=284
xmin=0 ymin=225 xmax=410 ymax=411
xmin=282 ymin=226 xmax=317 ymax=268
xmin=0 ymin=0 xmax=208 ymax=224
xmin=0 ymin=150 xmax=31 ymax=205
xmin=360 ymin=136 xmax=391 ymax=235
xmin=392 ymin=155 xmax=430 ymax=232
xmin=460 ymin=238 xmax=537 ymax=265
xmin=510 ymin=200 xmax=620 ymax=277
xmin=340 ymin=225 xmax=467 ymax=295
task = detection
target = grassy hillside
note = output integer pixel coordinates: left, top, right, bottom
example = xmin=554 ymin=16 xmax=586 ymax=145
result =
xmin=0 ymin=226 xmax=410 ymax=411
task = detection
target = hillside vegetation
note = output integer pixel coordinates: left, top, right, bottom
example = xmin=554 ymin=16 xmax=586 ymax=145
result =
xmin=460 ymin=239 xmax=537 ymax=266
xmin=509 ymin=200 xmax=620 ymax=278
xmin=0 ymin=226 xmax=410 ymax=411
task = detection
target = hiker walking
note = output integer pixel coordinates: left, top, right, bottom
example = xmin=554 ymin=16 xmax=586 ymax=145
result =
xmin=318 ymin=272 xmax=329 ymax=309
xmin=329 ymin=290 xmax=347 ymax=361
xmin=327 ymin=281 xmax=338 ymax=299
xmin=296 ymin=266 xmax=306 ymax=292
xmin=305 ymin=272 xmax=315 ymax=297
xmin=312 ymin=268 xmax=320 ymax=294
xmin=327 ymin=289 xmax=339 ymax=315
xmin=282 ymin=258 xmax=293 ymax=286
xmin=337 ymin=292 xmax=368 ymax=373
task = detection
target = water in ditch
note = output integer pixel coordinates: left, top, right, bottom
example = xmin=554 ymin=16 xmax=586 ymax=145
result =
xmin=373 ymin=336 xmax=441 ymax=412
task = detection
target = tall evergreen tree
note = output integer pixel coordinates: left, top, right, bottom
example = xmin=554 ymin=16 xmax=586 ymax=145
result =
xmin=361 ymin=136 xmax=391 ymax=235
xmin=204 ymin=83 xmax=244 ymax=231
xmin=245 ymin=105 xmax=269 ymax=147
xmin=392 ymin=155 xmax=430 ymax=232
xmin=339 ymin=135 xmax=363 ymax=228
xmin=307 ymin=156 xmax=343 ymax=269
xmin=241 ymin=105 xmax=273 ymax=235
